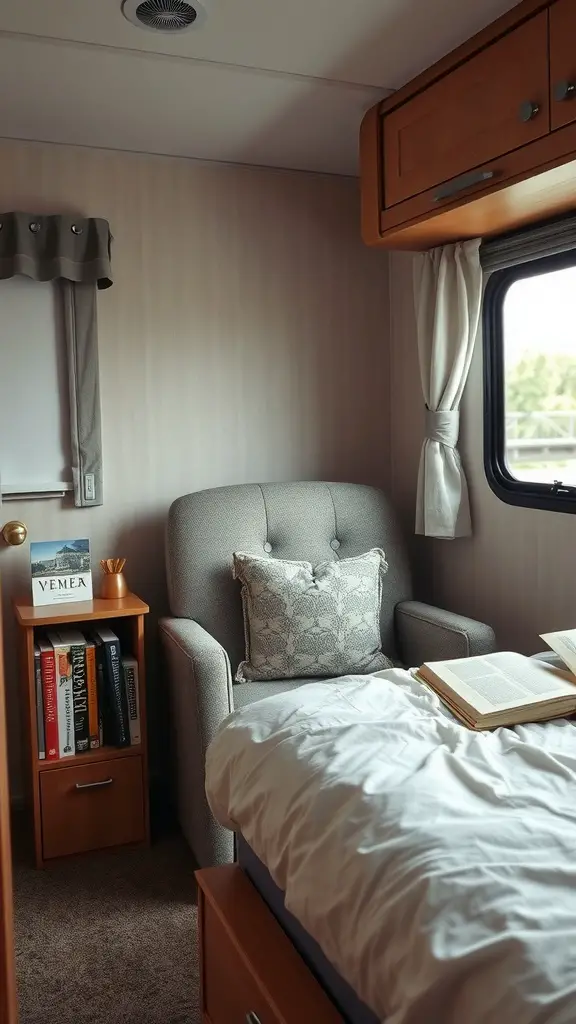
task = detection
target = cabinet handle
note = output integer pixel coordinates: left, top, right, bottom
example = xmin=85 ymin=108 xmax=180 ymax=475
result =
xmin=433 ymin=169 xmax=495 ymax=202
xmin=245 ymin=1014 xmax=261 ymax=1024
xmin=554 ymin=80 xmax=576 ymax=103
xmin=519 ymin=100 xmax=540 ymax=122
xmin=75 ymin=777 xmax=114 ymax=791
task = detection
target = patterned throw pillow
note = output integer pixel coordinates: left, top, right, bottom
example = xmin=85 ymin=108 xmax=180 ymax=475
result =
xmin=232 ymin=548 xmax=392 ymax=682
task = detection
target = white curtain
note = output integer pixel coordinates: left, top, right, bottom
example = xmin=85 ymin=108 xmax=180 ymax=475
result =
xmin=414 ymin=238 xmax=483 ymax=539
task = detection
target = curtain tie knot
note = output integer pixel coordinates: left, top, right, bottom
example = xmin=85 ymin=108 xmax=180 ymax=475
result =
xmin=425 ymin=409 xmax=460 ymax=448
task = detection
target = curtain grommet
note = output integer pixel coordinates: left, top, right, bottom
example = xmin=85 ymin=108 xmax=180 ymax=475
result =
xmin=29 ymin=221 xmax=41 ymax=233
xmin=71 ymin=224 xmax=84 ymax=236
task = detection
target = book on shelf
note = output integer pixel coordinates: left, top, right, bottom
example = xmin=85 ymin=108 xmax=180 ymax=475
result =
xmin=37 ymin=637 xmax=59 ymax=760
xmin=92 ymin=625 xmax=130 ymax=747
xmin=34 ymin=644 xmax=45 ymax=760
xmin=414 ymin=648 xmax=576 ymax=730
xmin=58 ymin=629 xmax=90 ymax=754
xmin=45 ymin=631 xmax=75 ymax=757
xmin=122 ymin=656 xmax=141 ymax=746
xmin=34 ymin=622 xmax=139 ymax=758
xmin=85 ymin=640 xmax=100 ymax=750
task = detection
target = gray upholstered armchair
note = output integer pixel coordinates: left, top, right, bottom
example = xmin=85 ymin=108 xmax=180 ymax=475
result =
xmin=160 ymin=482 xmax=495 ymax=867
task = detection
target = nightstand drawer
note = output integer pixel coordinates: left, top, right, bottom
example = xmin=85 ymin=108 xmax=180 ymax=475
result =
xmin=40 ymin=756 xmax=145 ymax=859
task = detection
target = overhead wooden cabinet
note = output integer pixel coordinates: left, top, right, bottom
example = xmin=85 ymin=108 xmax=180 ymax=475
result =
xmin=550 ymin=0 xmax=576 ymax=130
xmin=360 ymin=0 xmax=576 ymax=250
xmin=383 ymin=13 xmax=549 ymax=208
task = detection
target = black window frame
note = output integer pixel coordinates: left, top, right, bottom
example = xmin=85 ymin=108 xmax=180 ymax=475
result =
xmin=483 ymin=248 xmax=576 ymax=515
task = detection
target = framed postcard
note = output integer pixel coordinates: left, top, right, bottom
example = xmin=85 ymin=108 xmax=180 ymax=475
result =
xmin=30 ymin=539 xmax=92 ymax=606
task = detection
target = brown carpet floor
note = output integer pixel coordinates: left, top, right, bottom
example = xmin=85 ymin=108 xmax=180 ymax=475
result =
xmin=12 ymin=835 xmax=200 ymax=1024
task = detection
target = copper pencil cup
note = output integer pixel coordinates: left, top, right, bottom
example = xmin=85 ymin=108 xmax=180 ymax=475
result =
xmin=100 ymin=572 xmax=128 ymax=600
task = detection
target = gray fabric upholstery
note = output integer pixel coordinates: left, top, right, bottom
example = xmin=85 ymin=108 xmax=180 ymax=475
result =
xmin=162 ymin=482 xmax=495 ymax=867
xmin=159 ymin=617 xmax=234 ymax=866
xmin=233 ymin=679 xmax=311 ymax=709
xmin=396 ymin=600 xmax=496 ymax=666
xmin=166 ymin=482 xmax=412 ymax=671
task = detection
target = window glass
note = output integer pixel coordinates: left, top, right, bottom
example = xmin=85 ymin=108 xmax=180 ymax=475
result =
xmin=503 ymin=264 xmax=576 ymax=487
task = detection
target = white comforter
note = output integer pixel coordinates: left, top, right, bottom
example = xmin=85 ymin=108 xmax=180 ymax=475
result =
xmin=205 ymin=670 xmax=576 ymax=1024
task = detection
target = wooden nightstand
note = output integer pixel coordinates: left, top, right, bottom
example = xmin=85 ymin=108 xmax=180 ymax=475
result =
xmin=14 ymin=595 xmax=150 ymax=868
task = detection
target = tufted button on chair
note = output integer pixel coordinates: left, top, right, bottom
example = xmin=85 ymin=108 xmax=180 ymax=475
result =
xmin=160 ymin=481 xmax=495 ymax=866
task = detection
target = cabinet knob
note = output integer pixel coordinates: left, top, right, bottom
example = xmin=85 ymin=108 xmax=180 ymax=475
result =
xmin=245 ymin=1014 xmax=261 ymax=1024
xmin=519 ymin=100 xmax=540 ymax=122
xmin=554 ymin=80 xmax=576 ymax=102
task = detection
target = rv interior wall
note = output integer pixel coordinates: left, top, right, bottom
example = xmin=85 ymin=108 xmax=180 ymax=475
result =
xmin=390 ymin=251 xmax=576 ymax=653
xmin=0 ymin=138 xmax=391 ymax=799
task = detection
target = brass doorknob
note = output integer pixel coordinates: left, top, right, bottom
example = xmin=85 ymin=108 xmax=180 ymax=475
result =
xmin=1 ymin=521 xmax=28 ymax=546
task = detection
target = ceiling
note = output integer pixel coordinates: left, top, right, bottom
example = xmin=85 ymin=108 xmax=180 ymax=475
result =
xmin=0 ymin=0 xmax=522 ymax=176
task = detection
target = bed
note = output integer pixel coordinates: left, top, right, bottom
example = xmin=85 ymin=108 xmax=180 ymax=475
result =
xmin=206 ymin=668 xmax=576 ymax=1024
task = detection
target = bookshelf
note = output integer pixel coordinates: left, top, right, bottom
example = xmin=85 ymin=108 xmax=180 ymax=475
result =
xmin=15 ymin=595 xmax=150 ymax=868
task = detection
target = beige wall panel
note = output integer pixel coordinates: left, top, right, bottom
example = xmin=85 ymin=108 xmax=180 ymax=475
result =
xmin=389 ymin=250 xmax=576 ymax=656
xmin=0 ymin=139 xmax=390 ymax=795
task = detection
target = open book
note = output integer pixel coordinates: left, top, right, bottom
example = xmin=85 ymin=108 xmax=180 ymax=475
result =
xmin=415 ymin=645 xmax=576 ymax=730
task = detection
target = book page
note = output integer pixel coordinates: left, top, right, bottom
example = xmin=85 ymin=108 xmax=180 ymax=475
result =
xmin=540 ymin=629 xmax=576 ymax=678
xmin=424 ymin=652 xmax=576 ymax=716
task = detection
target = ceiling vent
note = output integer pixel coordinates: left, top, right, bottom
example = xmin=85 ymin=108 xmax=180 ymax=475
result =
xmin=121 ymin=0 xmax=203 ymax=32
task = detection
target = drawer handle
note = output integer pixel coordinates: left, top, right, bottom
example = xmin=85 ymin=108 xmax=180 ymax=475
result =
xmin=519 ymin=100 xmax=540 ymax=123
xmin=554 ymin=80 xmax=576 ymax=103
xmin=245 ymin=1014 xmax=261 ymax=1024
xmin=74 ymin=777 xmax=114 ymax=791
xmin=433 ymin=169 xmax=495 ymax=202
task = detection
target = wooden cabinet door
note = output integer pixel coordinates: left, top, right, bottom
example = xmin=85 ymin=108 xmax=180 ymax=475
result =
xmin=550 ymin=0 xmax=576 ymax=130
xmin=0 ymin=587 xmax=17 ymax=1024
xmin=384 ymin=12 xmax=550 ymax=208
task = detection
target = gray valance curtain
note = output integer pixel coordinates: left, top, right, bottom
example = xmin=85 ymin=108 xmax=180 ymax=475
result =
xmin=0 ymin=211 xmax=111 ymax=507
xmin=0 ymin=212 xmax=112 ymax=289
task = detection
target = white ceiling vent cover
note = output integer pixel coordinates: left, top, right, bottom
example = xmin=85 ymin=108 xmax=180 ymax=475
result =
xmin=121 ymin=0 xmax=205 ymax=32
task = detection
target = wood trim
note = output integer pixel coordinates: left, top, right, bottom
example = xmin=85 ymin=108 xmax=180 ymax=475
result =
xmin=375 ymin=0 xmax=551 ymax=117
xmin=196 ymin=865 xmax=342 ymax=1022
xmin=14 ymin=595 xmax=149 ymax=627
xmin=198 ymin=885 xmax=206 ymax=1018
xmin=0 ymin=585 xmax=18 ymax=1024
xmin=22 ymin=627 xmax=42 ymax=869
xmin=377 ymin=123 xmax=576 ymax=249
xmin=359 ymin=104 xmax=384 ymax=244
xmin=35 ymin=744 xmax=143 ymax=772
xmin=132 ymin=614 xmax=150 ymax=846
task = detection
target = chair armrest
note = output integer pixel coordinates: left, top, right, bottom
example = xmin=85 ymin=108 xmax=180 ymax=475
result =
xmin=159 ymin=617 xmax=234 ymax=865
xmin=395 ymin=600 xmax=496 ymax=667
xmin=159 ymin=617 xmax=233 ymax=743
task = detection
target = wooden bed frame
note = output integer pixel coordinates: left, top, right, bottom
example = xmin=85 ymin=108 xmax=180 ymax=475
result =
xmin=196 ymin=865 xmax=343 ymax=1023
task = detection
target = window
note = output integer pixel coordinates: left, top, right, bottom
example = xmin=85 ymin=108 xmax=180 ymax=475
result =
xmin=484 ymin=249 xmax=576 ymax=514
